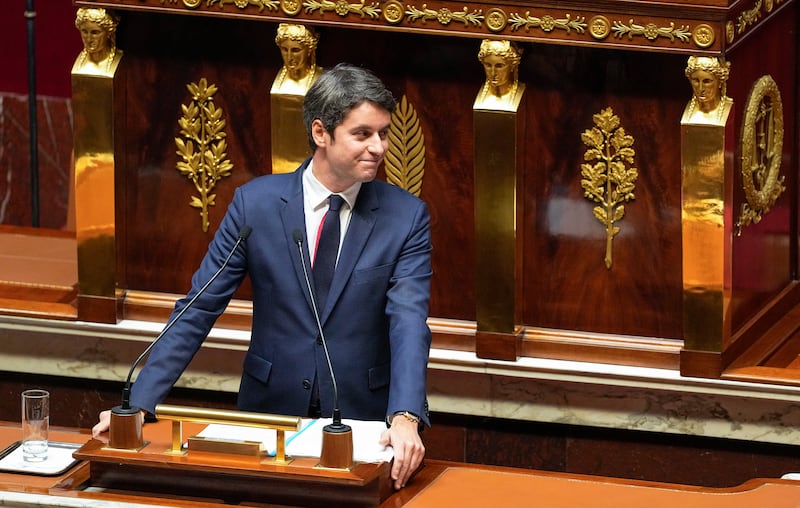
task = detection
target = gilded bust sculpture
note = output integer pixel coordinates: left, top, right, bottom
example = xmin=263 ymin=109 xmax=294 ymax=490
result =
xmin=271 ymin=24 xmax=323 ymax=95
xmin=474 ymin=39 xmax=525 ymax=112
xmin=73 ymin=8 xmax=122 ymax=76
xmin=683 ymin=56 xmax=732 ymax=125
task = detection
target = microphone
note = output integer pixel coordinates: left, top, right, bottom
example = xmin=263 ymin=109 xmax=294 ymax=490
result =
xmin=293 ymin=229 xmax=353 ymax=469
xmin=108 ymin=225 xmax=252 ymax=449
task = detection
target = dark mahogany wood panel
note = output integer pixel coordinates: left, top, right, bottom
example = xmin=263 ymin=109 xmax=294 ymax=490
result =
xmin=727 ymin=5 xmax=797 ymax=333
xmin=115 ymin=13 xmax=482 ymax=320
xmin=88 ymin=2 xmax=797 ymax=357
xmin=116 ymin=13 xmax=272 ymax=298
xmin=520 ymin=45 xmax=686 ymax=339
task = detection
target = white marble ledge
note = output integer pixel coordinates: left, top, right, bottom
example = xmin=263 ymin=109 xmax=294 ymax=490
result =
xmin=4 ymin=315 xmax=800 ymax=445
xmin=0 ymin=491 xmax=160 ymax=507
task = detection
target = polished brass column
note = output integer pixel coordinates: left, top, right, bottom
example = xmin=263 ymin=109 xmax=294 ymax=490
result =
xmin=270 ymin=94 xmax=309 ymax=174
xmin=680 ymin=71 xmax=734 ymax=352
xmin=71 ymin=8 xmax=124 ymax=323
xmin=473 ymin=40 xmax=525 ymax=361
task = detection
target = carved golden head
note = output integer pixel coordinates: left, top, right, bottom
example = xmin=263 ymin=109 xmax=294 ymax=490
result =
xmin=275 ymin=23 xmax=320 ymax=51
xmin=275 ymin=24 xmax=320 ymax=82
xmin=477 ymin=39 xmax=523 ymax=65
xmin=477 ymin=39 xmax=523 ymax=100
xmin=684 ymin=56 xmax=731 ymax=113
xmin=74 ymin=8 xmax=119 ymax=65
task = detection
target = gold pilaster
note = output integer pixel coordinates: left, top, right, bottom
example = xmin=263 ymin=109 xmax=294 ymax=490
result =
xmin=473 ymin=39 xmax=524 ymax=361
xmin=680 ymin=100 xmax=734 ymax=352
xmin=72 ymin=8 xmax=123 ymax=323
xmin=270 ymin=93 xmax=309 ymax=174
xmin=474 ymin=110 xmax=518 ymax=336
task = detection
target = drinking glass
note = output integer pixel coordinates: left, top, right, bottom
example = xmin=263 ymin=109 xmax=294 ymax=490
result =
xmin=21 ymin=389 xmax=49 ymax=462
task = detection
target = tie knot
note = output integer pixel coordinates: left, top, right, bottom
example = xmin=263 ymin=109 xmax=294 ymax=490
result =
xmin=328 ymin=194 xmax=344 ymax=213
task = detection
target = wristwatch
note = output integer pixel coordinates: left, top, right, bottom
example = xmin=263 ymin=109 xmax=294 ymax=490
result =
xmin=386 ymin=410 xmax=420 ymax=427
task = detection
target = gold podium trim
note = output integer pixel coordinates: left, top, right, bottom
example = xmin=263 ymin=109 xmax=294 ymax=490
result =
xmin=154 ymin=404 xmax=301 ymax=463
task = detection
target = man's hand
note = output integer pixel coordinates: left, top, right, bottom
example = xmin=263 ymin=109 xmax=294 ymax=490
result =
xmin=379 ymin=415 xmax=425 ymax=490
xmin=92 ymin=409 xmax=145 ymax=438
xmin=92 ymin=409 xmax=112 ymax=437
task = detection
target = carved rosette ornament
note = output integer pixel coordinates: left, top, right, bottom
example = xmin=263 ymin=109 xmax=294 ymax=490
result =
xmin=385 ymin=95 xmax=426 ymax=197
xmin=382 ymin=0 xmax=404 ymax=24
xmin=736 ymin=75 xmax=785 ymax=235
xmin=580 ymin=108 xmax=638 ymax=269
xmin=281 ymin=0 xmax=302 ymax=15
xmin=589 ymin=15 xmax=611 ymax=39
xmin=692 ymin=23 xmax=715 ymax=48
xmin=485 ymin=8 xmax=507 ymax=32
xmin=175 ymin=78 xmax=234 ymax=233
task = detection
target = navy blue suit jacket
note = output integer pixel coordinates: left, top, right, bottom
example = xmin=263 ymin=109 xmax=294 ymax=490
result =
xmin=130 ymin=160 xmax=432 ymax=424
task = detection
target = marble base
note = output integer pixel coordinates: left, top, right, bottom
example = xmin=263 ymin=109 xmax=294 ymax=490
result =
xmin=2 ymin=314 xmax=800 ymax=446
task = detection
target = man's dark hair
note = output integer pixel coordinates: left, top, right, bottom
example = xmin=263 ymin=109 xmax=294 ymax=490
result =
xmin=303 ymin=63 xmax=396 ymax=151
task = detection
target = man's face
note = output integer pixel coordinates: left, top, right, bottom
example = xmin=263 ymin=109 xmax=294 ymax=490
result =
xmin=689 ymin=69 xmax=720 ymax=111
xmin=312 ymin=101 xmax=391 ymax=192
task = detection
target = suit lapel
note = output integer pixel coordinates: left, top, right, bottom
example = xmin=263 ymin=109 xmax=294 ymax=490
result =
xmin=321 ymin=182 xmax=378 ymax=322
xmin=280 ymin=160 xmax=316 ymax=315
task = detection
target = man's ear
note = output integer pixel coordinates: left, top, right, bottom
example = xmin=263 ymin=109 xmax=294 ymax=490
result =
xmin=311 ymin=119 xmax=327 ymax=147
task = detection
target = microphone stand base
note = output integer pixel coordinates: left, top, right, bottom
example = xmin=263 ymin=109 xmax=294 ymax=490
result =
xmin=318 ymin=422 xmax=353 ymax=470
xmin=108 ymin=405 xmax=144 ymax=450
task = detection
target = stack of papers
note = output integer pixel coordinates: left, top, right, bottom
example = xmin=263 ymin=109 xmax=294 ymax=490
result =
xmin=194 ymin=418 xmax=394 ymax=463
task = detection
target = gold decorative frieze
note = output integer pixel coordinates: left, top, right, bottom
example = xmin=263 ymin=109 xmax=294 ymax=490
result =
xmin=727 ymin=0 xmax=786 ymax=44
xmin=580 ymin=107 xmax=638 ymax=269
xmin=612 ymin=19 xmax=691 ymax=43
xmin=83 ymin=0 xmax=723 ymax=52
xmin=175 ymin=78 xmax=234 ymax=233
xmin=736 ymin=75 xmax=785 ymax=234
xmin=385 ymin=95 xmax=425 ymax=197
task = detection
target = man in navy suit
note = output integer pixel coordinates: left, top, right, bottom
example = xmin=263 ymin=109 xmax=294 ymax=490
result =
xmin=93 ymin=63 xmax=432 ymax=489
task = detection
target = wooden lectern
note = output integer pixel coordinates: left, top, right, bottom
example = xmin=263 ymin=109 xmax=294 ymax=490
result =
xmin=73 ymin=418 xmax=392 ymax=507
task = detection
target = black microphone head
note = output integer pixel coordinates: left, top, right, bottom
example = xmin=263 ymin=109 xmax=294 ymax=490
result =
xmin=292 ymin=229 xmax=304 ymax=245
xmin=239 ymin=225 xmax=253 ymax=239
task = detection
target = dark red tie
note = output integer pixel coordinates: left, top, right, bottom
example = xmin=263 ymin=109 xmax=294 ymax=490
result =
xmin=313 ymin=195 xmax=344 ymax=311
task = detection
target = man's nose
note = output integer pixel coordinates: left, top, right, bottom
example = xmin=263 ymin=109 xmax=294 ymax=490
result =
xmin=367 ymin=133 xmax=385 ymax=153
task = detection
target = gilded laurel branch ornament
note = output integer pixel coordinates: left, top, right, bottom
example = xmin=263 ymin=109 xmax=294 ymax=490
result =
xmin=405 ymin=4 xmax=484 ymax=26
xmin=206 ymin=0 xmax=280 ymax=10
xmin=175 ymin=78 xmax=234 ymax=233
xmin=737 ymin=0 xmax=762 ymax=34
xmin=303 ymin=0 xmax=381 ymax=18
xmin=508 ymin=12 xmax=587 ymax=34
xmin=580 ymin=107 xmax=638 ymax=269
xmin=612 ymin=19 xmax=691 ymax=42
xmin=736 ymin=75 xmax=785 ymax=235
xmin=385 ymin=96 xmax=425 ymax=197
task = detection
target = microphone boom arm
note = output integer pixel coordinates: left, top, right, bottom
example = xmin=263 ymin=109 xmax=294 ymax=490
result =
xmin=293 ymin=230 xmax=344 ymax=427
xmin=120 ymin=226 xmax=252 ymax=411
